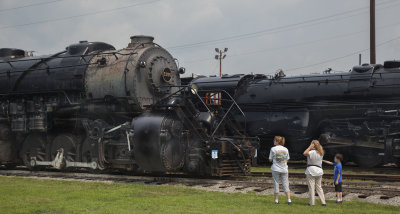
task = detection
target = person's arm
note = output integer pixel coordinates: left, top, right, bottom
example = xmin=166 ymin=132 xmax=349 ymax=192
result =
xmin=323 ymin=160 xmax=333 ymax=165
xmin=303 ymin=144 xmax=314 ymax=156
xmin=269 ymin=149 xmax=273 ymax=162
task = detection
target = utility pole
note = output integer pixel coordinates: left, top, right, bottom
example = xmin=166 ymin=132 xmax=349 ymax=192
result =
xmin=370 ymin=0 xmax=376 ymax=64
xmin=215 ymin=48 xmax=228 ymax=77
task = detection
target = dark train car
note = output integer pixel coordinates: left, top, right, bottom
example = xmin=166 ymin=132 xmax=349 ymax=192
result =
xmin=0 ymin=35 xmax=257 ymax=176
xmin=191 ymin=62 xmax=400 ymax=167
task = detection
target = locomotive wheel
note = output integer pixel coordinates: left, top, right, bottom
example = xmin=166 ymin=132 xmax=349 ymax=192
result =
xmin=50 ymin=134 xmax=79 ymax=165
xmin=19 ymin=134 xmax=47 ymax=170
xmin=81 ymin=138 xmax=104 ymax=172
xmin=81 ymin=138 xmax=97 ymax=163
xmin=352 ymin=148 xmax=383 ymax=168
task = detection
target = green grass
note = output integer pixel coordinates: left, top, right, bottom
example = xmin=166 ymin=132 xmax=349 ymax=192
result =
xmin=0 ymin=177 xmax=398 ymax=214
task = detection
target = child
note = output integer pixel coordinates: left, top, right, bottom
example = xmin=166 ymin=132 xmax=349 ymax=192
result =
xmin=323 ymin=153 xmax=343 ymax=203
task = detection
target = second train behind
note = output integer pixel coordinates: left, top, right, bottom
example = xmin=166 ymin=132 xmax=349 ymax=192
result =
xmin=190 ymin=62 xmax=400 ymax=167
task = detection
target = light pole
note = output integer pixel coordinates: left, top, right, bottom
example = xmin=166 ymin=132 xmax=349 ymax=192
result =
xmin=215 ymin=48 xmax=228 ymax=77
xmin=370 ymin=0 xmax=376 ymax=64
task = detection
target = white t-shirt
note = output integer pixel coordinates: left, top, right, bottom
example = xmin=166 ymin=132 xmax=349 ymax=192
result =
xmin=305 ymin=150 xmax=324 ymax=176
xmin=269 ymin=145 xmax=290 ymax=173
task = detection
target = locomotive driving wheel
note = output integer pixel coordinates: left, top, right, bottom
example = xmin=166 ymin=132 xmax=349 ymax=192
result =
xmin=81 ymin=138 xmax=97 ymax=164
xmin=81 ymin=119 xmax=106 ymax=169
xmin=352 ymin=147 xmax=383 ymax=168
xmin=50 ymin=134 xmax=79 ymax=167
xmin=20 ymin=134 xmax=47 ymax=170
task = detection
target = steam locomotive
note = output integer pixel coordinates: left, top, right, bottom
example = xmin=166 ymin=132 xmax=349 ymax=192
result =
xmin=191 ymin=62 xmax=400 ymax=168
xmin=0 ymin=35 xmax=257 ymax=176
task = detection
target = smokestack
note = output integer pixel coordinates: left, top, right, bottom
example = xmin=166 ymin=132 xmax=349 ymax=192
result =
xmin=129 ymin=35 xmax=154 ymax=47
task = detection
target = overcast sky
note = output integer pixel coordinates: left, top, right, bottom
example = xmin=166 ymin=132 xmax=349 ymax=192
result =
xmin=0 ymin=0 xmax=399 ymax=77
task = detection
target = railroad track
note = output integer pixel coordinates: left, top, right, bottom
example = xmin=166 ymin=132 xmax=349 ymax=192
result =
xmin=1 ymin=169 xmax=400 ymax=199
xmin=250 ymin=172 xmax=400 ymax=182
xmin=259 ymin=161 xmax=400 ymax=172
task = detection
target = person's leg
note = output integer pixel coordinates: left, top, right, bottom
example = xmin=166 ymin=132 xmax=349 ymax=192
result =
xmin=274 ymin=194 xmax=279 ymax=202
xmin=315 ymin=176 xmax=326 ymax=205
xmin=281 ymin=172 xmax=291 ymax=203
xmin=340 ymin=192 xmax=343 ymax=201
xmin=285 ymin=192 xmax=291 ymax=202
xmin=271 ymin=171 xmax=280 ymax=203
xmin=306 ymin=174 xmax=315 ymax=205
xmin=334 ymin=183 xmax=340 ymax=202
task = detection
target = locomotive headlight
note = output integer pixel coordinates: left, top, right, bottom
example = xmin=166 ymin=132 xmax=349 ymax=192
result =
xmin=139 ymin=61 xmax=146 ymax=68
xmin=191 ymin=83 xmax=198 ymax=94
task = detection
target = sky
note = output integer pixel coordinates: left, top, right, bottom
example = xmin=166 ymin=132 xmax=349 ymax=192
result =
xmin=0 ymin=0 xmax=399 ymax=77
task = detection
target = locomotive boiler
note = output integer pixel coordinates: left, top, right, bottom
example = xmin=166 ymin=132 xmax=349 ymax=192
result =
xmin=191 ymin=62 xmax=400 ymax=167
xmin=0 ymin=35 xmax=257 ymax=176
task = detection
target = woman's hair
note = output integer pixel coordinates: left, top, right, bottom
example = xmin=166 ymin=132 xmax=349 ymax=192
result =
xmin=274 ymin=136 xmax=285 ymax=146
xmin=312 ymin=140 xmax=325 ymax=156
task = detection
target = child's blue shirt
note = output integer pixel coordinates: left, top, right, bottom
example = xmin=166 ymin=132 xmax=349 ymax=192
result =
xmin=333 ymin=162 xmax=342 ymax=183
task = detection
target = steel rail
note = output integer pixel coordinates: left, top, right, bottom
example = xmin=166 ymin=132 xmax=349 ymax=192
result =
xmin=250 ymin=171 xmax=400 ymax=182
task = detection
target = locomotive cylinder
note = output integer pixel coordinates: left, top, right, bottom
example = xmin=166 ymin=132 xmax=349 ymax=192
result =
xmin=131 ymin=114 xmax=185 ymax=172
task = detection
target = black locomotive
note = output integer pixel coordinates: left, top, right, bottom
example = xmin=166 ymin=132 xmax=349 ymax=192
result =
xmin=0 ymin=35 xmax=257 ymax=176
xmin=191 ymin=62 xmax=400 ymax=167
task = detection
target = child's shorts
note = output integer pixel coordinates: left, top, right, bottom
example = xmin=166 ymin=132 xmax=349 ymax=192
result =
xmin=334 ymin=182 xmax=342 ymax=192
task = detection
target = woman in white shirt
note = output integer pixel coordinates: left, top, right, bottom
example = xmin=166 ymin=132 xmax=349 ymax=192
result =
xmin=269 ymin=136 xmax=291 ymax=205
xmin=303 ymin=140 xmax=326 ymax=206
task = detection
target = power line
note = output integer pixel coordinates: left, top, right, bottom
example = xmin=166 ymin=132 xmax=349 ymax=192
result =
xmin=285 ymin=35 xmax=400 ymax=72
xmin=172 ymin=8 xmax=369 ymax=52
xmin=167 ymin=0 xmax=398 ymax=50
xmin=0 ymin=0 xmax=160 ymax=30
xmin=184 ymin=19 xmax=400 ymax=64
xmin=0 ymin=0 xmax=67 ymax=13
xmin=184 ymin=30 xmax=366 ymax=64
